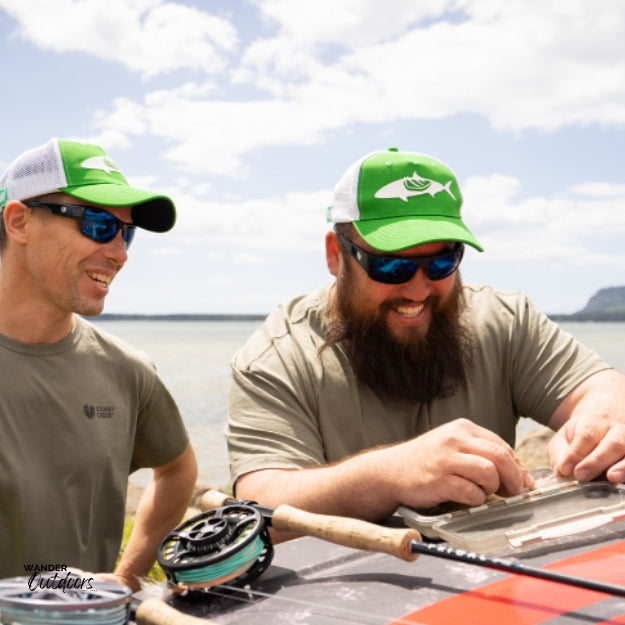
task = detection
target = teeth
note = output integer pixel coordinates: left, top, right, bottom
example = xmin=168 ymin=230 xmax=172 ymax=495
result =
xmin=395 ymin=303 xmax=424 ymax=318
xmin=88 ymin=271 xmax=112 ymax=285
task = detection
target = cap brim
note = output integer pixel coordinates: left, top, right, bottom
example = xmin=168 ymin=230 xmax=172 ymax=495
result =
xmin=63 ymin=184 xmax=176 ymax=232
xmin=355 ymin=215 xmax=483 ymax=252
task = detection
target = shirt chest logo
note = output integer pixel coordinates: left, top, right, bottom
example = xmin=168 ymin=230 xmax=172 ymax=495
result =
xmin=83 ymin=405 xmax=115 ymax=419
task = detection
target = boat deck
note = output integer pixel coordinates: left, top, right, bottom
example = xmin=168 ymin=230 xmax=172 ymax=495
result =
xmin=134 ymin=532 xmax=625 ymax=624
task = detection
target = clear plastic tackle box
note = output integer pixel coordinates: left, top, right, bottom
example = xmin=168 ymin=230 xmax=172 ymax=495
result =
xmin=398 ymin=473 xmax=625 ymax=555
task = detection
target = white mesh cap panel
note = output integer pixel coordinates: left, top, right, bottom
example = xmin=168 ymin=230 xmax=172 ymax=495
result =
xmin=0 ymin=138 xmax=67 ymax=205
xmin=328 ymin=153 xmax=372 ymax=223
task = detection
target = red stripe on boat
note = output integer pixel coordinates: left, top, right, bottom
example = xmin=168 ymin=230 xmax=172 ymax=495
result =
xmin=387 ymin=541 xmax=625 ymax=625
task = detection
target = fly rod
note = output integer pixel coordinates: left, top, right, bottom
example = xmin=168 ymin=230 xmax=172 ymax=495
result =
xmin=197 ymin=490 xmax=625 ymax=598
xmin=408 ymin=540 xmax=625 ymax=597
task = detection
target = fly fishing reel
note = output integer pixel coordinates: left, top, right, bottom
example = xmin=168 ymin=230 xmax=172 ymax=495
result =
xmin=157 ymin=503 xmax=274 ymax=592
xmin=0 ymin=575 xmax=131 ymax=625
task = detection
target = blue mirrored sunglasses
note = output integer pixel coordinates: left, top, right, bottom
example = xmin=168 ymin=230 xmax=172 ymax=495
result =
xmin=24 ymin=202 xmax=136 ymax=249
xmin=337 ymin=231 xmax=464 ymax=284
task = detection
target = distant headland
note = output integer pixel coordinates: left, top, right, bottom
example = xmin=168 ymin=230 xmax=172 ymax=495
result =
xmin=549 ymin=286 xmax=625 ymax=322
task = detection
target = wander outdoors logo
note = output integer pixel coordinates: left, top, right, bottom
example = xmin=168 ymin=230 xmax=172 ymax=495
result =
xmin=22 ymin=564 xmax=96 ymax=592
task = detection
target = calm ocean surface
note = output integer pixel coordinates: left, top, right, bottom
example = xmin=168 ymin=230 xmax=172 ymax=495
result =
xmin=91 ymin=319 xmax=625 ymax=488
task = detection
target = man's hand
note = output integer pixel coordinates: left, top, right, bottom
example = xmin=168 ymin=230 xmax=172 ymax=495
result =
xmin=236 ymin=418 xmax=533 ymax=529
xmin=381 ymin=418 xmax=534 ymax=510
xmin=548 ymin=369 xmax=625 ymax=483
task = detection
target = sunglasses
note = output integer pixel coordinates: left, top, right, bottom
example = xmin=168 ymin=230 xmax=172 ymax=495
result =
xmin=337 ymin=231 xmax=464 ymax=284
xmin=24 ymin=202 xmax=136 ymax=249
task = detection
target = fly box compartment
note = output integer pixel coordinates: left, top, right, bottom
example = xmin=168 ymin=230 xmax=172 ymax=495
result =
xmin=398 ymin=479 xmax=625 ymax=556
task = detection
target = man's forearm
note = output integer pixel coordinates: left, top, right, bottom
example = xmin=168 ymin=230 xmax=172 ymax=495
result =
xmin=235 ymin=445 xmax=400 ymax=529
xmin=114 ymin=444 xmax=197 ymax=590
xmin=235 ymin=419 xmax=534 ymax=539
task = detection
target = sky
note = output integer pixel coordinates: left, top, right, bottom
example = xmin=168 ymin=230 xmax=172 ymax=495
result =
xmin=0 ymin=0 xmax=624 ymax=315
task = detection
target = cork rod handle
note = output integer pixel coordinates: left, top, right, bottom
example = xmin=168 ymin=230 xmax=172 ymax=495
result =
xmin=271 ymin=504 xmax=420 ymax=562
xmin=199 ymin=490 xmax=421 ymax=562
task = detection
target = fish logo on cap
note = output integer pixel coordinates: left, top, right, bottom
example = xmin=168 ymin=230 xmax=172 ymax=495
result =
xmin=80 ymin=155 xmax=122 ymax=175
xmin=374 ymin=170 xmax=456 ymax=203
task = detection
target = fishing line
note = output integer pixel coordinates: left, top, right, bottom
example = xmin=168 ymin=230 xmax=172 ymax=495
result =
xmin=155 ymin=492 xmax=625 ymax=623
xmin=156 ymin=502 xmax=453 ymax=625
xmin=157 ymin=503 xmax=274 ymax=592
xmin=199 ymin=583 xmax=432 ymax=625
xmin=0 ymin=575 xmax=131 ymax=625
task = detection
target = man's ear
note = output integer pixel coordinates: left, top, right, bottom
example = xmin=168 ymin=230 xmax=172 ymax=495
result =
xmin=325 ymin=230 xmax=341 ymax=276
xmin=3 ymin=201 xmax=31 ymax=245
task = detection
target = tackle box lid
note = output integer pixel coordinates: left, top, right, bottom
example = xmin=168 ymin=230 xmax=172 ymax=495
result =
xmin=397 ymin=472 xmax=625 ymax=555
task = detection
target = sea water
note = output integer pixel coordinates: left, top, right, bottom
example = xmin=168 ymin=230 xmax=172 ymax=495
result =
xmin=90 ymin=319 xmax=625 ymax=488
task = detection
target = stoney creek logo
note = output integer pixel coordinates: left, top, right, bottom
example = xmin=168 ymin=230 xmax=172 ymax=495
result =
xmin=83 ymin=405 xmax=115 ymax=419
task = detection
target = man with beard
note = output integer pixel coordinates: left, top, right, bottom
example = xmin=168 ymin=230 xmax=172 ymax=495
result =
xmin=325 ymin=231 xmax=470 ymax=404
xmin=226 ymin=148 xmax=625 ymax=534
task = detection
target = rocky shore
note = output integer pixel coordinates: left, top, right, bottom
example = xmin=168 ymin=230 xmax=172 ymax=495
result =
xmin=125 ymin=482 xmax=215 ymax=516
xmin=514 ymin=425 xmax=554 ymax=470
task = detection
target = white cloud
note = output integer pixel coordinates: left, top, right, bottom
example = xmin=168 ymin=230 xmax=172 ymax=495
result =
xmin=234 ymin=251 xmax=272 ymax=265
xmin=168 ymin=187 xmax=330 ymax=254
xmin=140 ymin=168 xmax=625 ymax=277
xmin=464 ymin=175 xmax=625 ymax=263
xmin=568 ymin=183 xmax=625 ymax=198
xmin=149 ymin=246 xmax=181 ymax=256
xmin=239 ymin=0 xmax=453 ymax=85
xmin=292 ymin=1 xmax=625 ymax=132
xmin=4 ymin=1 xmax=623 ymax=176
xmin=76 ymin=0 xmax=625 ymax=177
xmin=254 ymin=0 xmax=451 ymax=47
xmin=0 ymin=0 xmax=237 ymax=79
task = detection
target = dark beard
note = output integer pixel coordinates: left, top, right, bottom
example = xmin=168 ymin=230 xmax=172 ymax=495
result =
xmin=323 ymin=271 xmax=472 ymax=404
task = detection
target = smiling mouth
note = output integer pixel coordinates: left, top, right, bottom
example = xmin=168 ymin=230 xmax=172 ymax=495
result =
xmin=88 ymin=271 xmax=112 ymax=286
xmin=394 ymin=303 xmax=425 ymax=318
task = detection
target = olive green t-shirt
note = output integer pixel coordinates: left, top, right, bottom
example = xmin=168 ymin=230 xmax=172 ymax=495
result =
xmin=226 ymin=283 xmax=608 ymax=485
xmin=0 ymin=315 xmax=189 ymax=577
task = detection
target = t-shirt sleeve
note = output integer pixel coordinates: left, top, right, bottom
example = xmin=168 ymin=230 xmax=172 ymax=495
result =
xmin=131 ymin=372 xmax=190 ymax=471
xmin=226 ymin=329 xmax=326 ymax=485
xmin=492 ymin=290 xmax=609 ymax=424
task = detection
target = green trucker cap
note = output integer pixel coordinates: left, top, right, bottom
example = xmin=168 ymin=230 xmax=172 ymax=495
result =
xmin=0 ymin=138 xmax=176 ymax=232
xmin=328 ymin=147 xmax=482 ymax=252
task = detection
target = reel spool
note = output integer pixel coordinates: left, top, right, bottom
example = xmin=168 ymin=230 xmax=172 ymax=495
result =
xmin=0 ymin=575 xmax=131 ymax=625
xmin=157 ymin=503 xmax=274 ymax=592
